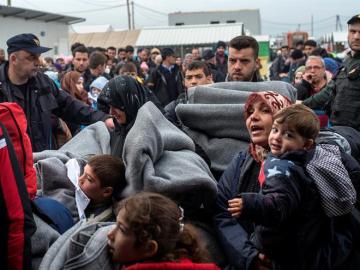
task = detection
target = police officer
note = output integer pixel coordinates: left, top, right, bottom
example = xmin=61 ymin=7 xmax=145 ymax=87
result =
xmin=0 ymin=33 xmax=114 ymax=152
xmin=302 ymin=14 xmax=360 ymax=132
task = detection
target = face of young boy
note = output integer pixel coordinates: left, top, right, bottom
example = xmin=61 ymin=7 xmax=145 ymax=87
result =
xmin=107 ymin=208 xmax=149 ymax=264
xmin=78 ymin=164 xmax=106 ymax=203
xmin=268 ymin=120 xmax=308 ymax=156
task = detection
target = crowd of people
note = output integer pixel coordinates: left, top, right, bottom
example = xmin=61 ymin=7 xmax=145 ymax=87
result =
xmin=1 ymin=12 xmax=360 ymax=270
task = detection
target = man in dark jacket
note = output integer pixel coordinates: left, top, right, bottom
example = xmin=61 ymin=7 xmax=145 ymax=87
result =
xmin=146 ymin=47 xmax=184 ymax=107
xmin=202 ymin=49 xmax=224 ymax=82
xmin=215 ymin=40 xmax=228 ymax=80
xmin=302 ymin=14 xmax=360 ymax=132
xmin=0 ymin=33 xmax=114 ymax=152
xmin=269 ymin=45 xmax=290 ymax=80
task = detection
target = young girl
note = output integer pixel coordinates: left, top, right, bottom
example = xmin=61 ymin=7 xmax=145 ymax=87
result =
xmin=107 ymin=192 xmax=219 ymax=270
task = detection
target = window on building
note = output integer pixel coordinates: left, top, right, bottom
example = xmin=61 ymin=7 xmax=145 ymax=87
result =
xmin=210 ymin=21 xmax=220 ymax=24
xmin=226 ymin=20 xmax=236 ymax=23
xmin=175 ymin=22 xmax=184 ymax=26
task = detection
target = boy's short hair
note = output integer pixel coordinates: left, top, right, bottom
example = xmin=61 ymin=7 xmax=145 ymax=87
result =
xmin=89 ymin=52 xmax=107 ymax=69
xmin=273 ymin=104 xmax=320 ymax=140
xmin=185 ymin=60 xmax=211 ymax=76
xmin=87 ymin=155 xmax=126 ymax=196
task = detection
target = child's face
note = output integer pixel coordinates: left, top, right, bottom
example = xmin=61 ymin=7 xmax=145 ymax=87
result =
xmin=268 ymin=120 xmax=310 ymax=156
xmin=294 ymin=72 xmax=303 ymax=84
xmin=91 ymin=87 xmax=102 ymax=96
xmin=107 ymin=208 xmax=150 ymax=264
xmin=78 ymin=164 xmax=108 ymax=203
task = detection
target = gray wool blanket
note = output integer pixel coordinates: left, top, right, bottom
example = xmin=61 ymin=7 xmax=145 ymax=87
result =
xmin=123 ymin=101 xmax=217 ymax=210
xmin=176 ymin=81 xmax=297 ymax=175
xmin=33 ymin=121 xmax=111 ymax=219
xmin=39 ymin=221 xmax=116 ymax=270
xmin=32 ymin=121 xmax=111 ymax=268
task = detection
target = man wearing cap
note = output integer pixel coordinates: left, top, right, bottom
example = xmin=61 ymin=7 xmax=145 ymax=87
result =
xmin=215 ymin=40 xmax=228 ymax=80
xmin=202 ymin=49 xmax=224 ymax=82
xmin=301 ymin=14 xmax=360 ymax=132
xmin=0 ymin=33 xmax=114 ymax=152
xmin=146 ymin=47 xmax=184 ymax=107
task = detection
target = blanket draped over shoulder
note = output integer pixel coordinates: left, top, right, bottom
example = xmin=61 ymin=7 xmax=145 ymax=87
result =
xmin=123 ymin=101 xmax=217 ymax=212
xmin=176 ymin=81 xmax=297 ymax=175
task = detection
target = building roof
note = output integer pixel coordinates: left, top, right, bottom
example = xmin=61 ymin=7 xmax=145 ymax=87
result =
xmin=0 ymin=4 xmax=84 ymax=25
xmin=135 ymin=23 xmax=244 ymax=47
xmin=71 ymin=24 xmax=113 ymax=34
xmin=69 ymin=30 xmax=140 ymax=48
xmin=169 ymin=9 xmax=259 ymax=15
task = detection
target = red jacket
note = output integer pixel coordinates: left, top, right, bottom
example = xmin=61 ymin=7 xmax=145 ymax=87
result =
xmin=0 ymin=121 xmax=36 ymax=270
xmin=124 ymin=258 xmax=220 ymax=270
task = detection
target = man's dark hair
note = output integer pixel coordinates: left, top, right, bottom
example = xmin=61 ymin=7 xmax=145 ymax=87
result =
xmin=185 ymin=61 xmax=211 ymax=76
xmin=94 ymin=47 xmax=106 ymax=54
xmin=107 ymin=46 xmax=116 ymax=51
xmin=72 ymin=45 xmax=89 ymax=57
xmin=281 ymin=45 xmax=289 ymax=49
xmin=118 ymin=47 xmax=125 ymax=54
xmin=310 ymin=47 xmax=329 ymax=58
xmin=125 ymin=45 xmax=134 ymax=53
xmin=229 ymin=36 xmax=259 ymax=58
xmin=295 ymin=40 xmax=304 ymax=47
xmin=116 ymin=62 xmax=137 ymax=75
xmin=71 ymin=42 xmax=85 ymax=54
xmin=89 ymin=51 xmax=107 ymax=69
xmin=304 ymin=39 xmax=317 ymax=47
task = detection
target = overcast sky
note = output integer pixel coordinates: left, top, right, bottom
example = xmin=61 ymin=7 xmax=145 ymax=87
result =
xmin=6 ymin=0 xmax=360 ymax=37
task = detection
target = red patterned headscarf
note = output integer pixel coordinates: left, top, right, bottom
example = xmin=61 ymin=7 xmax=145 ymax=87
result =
xmin=244 ymin=91 xmax=293 ymax=163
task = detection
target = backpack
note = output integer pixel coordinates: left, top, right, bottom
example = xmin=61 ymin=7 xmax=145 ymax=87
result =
xmin=0 ymin=120 xmax=36 ymax=270
xmin=0 ymin=102 xmax=36 ymax=199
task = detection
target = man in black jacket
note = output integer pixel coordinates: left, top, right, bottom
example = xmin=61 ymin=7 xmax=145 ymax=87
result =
xmin=0 ymin=33 xmax=114 ymax=152
xmin=146 ymin=47 xmax=184 ymax=107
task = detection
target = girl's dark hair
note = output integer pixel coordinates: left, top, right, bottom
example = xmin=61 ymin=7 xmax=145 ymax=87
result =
xmin=117 ymin=192 xmax=211 ymax=263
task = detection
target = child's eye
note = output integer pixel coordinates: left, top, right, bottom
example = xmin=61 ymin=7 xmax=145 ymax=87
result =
xmin=271 ymin=127 xmax=278 ymax=132
xmin=284 ymin=132 xmax=293 ymax=138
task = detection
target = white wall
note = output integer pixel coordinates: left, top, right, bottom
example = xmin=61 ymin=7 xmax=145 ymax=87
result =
xmin=0 ymin=16 xmax=70 ymax=58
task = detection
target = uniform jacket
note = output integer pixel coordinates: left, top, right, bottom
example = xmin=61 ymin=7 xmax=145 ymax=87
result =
xmin=0 ymin=63 xmax=108 ymax=152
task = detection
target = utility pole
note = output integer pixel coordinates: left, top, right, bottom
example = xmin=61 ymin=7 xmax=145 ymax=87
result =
xmin=311 ymin=14 xmax=314 ymax=37
xmin=131 ymin=1 xmax=135 ymax=30
xmin=7 ymin=0 xmax=11 ymax=6
xmin=336 ymin=15 xmax=342 ymax=32
xmin=126 ymin=0 xmax=131 ymax=30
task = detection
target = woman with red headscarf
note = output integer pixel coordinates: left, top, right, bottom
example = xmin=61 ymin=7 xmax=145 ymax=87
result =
xmin=213 ymin=91 xmax=360 ymax=270
xmin=213 ymin=91 xmax=292 ymax=270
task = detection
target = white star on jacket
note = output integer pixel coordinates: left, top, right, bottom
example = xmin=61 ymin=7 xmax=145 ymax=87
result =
xmin=267 ymin=166 xmax=282 ymax=177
